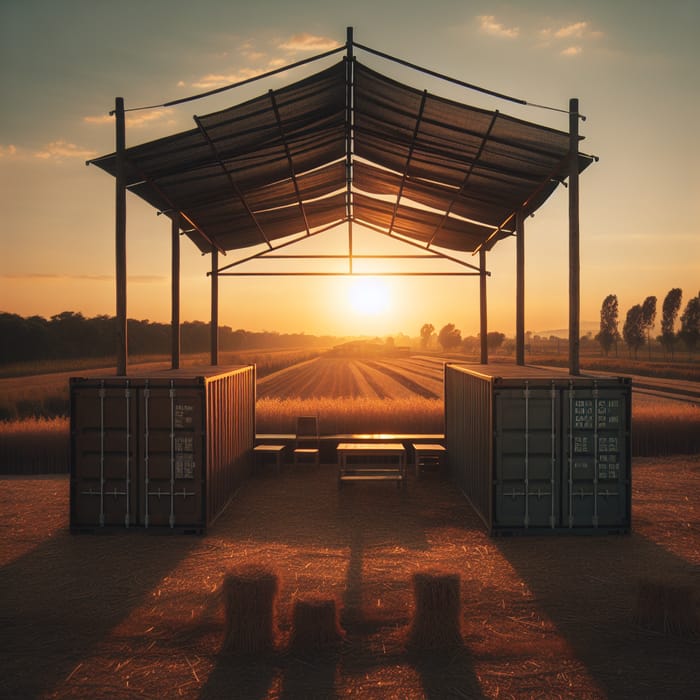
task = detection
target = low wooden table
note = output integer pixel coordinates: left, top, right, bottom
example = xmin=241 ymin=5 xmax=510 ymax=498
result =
xmin=253 ymin=444 xmax=286 ymax=473
xmin=336 ymin=442 xmax=406 ymax=487
xmin=412 ymin=443 xmax=447 ymax=477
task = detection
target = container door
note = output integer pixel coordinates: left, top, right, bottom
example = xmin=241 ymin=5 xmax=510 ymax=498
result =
xmin=562 ymin=387 xmax=630 ymax=529
xmin=71 ymin=383 xmax=139 ymax=527
xmin=494 ymin=386 xmax=560 ymax=528
xmin=138 ymin=386 xmax=204 ymax=528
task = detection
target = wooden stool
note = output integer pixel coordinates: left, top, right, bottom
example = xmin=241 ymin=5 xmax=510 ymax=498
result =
xmin=412 ymin=443 xmax=447 ymax=477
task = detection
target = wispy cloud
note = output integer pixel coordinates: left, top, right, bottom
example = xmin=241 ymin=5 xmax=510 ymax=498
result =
xmin=83 ymin=108 xmax=176 ymax=129
xmin=476 ymin=14 xmax=604 ymax=57
xmin=185 ymin=33 xmax=339 ymax=91
xmin=478 ymin=15 xmax=520 ymax=39
xmin=1 ymin=140 xmax=99 ymax=162
xmin=538 ymin=20 xmax=604 ymax=56
xmin=277 ymin=33 xmax=341 ymax=52
xmin=33 ymin=140 xmax=97 ymax=161
xmin=0 ymin=144 xmax=18 ymax=159
xmin=192 ymin=67 xmax=266 ymax=90
xmin=561 ymin=46 xmax=583 ymax=57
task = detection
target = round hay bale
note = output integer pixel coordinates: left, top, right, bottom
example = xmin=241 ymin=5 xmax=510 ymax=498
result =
xmin=221 ymin=565 xmax=279 ymax=654
xmin=633 ymin=578 xmax=699 ymax=635
xmin=289 ymin=596 xmax=345 ymax=652
xmin=408 ymin=571 xmax=462 ymax=651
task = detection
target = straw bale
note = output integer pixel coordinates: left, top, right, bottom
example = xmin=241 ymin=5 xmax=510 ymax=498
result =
xmin=289 ymin=596 xmax=345 ymax=652
xmin=221 ymin=565 xmax=279 ymax=654
xmin=633 ymin=578 xmax=699 ymax=635
xmin=408 ymin=571 xmax=462 ymax=650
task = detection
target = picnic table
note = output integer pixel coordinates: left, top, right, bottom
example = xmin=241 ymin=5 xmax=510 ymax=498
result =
xmin=336 ymin=442 xmax=406 ymax=487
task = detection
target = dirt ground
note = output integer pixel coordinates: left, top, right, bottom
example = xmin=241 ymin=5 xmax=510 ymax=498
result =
xmin=1 ymin=456 xmax=698 ymax=699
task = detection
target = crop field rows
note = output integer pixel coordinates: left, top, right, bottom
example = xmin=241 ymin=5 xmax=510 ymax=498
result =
xmin=257 ymin=356 xmax=445 ymax=400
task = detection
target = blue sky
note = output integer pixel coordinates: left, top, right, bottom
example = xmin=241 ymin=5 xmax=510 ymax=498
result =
xmin=1 ymin=0 xmax=698 ymax=338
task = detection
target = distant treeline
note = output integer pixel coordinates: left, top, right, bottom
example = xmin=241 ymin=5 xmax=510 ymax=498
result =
xmin=0 ymin=311 xmax=335 ymax=365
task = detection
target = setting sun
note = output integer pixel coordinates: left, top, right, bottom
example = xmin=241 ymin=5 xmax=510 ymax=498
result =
xmin=347 ymin=276 xmax=392 ymax=316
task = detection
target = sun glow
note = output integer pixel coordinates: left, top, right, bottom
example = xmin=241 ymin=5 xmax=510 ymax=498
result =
xmin=347 ymin=276 xmax=392 ymax=316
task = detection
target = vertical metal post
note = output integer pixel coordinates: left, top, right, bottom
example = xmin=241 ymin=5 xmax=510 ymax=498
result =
xmin=171 ymin=213 xmax=181 ymax=370
xmin=569 ymin=98 xmax=581 ymax=376
xmin=210 ymin=249 xmax=219 ymax=366
xmin=516 ymin=210 xmax=525 ymax=366
xmin=346 ymin=26 xmax=354 ymax=274
xmin=114 ymin=97 xmax=127 ymax=375
xmin=479 ymin=249 xmax=488 ymax=364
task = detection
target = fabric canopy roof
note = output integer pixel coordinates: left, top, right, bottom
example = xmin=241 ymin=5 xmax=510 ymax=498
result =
xmin=90 ymin=59 xmax=594 ymax=257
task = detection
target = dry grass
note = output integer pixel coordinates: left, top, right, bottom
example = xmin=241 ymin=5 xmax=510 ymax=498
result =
xmin=256 ymin=397 xmax=444 ymax=435
xmin=632 ymin=400 xmax=700 ymax=456
xmin=0 ymin=455 xmax=698 ymax=699
xmin=0 ymin=349 xmax=321 ymax=420
xmin=2 ymin=395 xmax=698 ymax=474
xmin=0 ymin=417 xmax=69 ymax=474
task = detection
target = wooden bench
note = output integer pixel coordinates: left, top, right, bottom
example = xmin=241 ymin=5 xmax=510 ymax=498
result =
xmin=253 ymin=444 xmax=286 ymax=473
xmin=336 ymin=442 xmax=406 ymax=487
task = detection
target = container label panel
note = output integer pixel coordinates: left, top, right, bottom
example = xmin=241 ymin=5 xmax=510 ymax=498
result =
xmin=174 ymin=403 xmax=194 ymax=429
xmin=175 ymin=455 xmax=196 ymax=479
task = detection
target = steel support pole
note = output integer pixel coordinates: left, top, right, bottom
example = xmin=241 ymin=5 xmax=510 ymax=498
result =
xmin=346 ymin=26 xmax=354 ymax=274
xmin=171 ymin=213 xmax=181 ymax=370
xmin=569 ymin=98 xmax=581 ymax=375
xmin=516 ymin=210 xmax=525 ymax=366
xmin=210 ymin=249 xmax=219 ymax=366
xmin=114 ymin=97 xmax=127 ymax=376
xmin=480 ymin=248 xmax=488 ymax=364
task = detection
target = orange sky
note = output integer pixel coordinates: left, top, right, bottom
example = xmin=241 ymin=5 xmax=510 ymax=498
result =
xmin=1 ymin=2 xmax=698 ymax=339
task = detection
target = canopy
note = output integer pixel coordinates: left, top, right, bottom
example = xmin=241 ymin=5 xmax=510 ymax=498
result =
xmin=89 ymin=59 xmax=594 ymax=257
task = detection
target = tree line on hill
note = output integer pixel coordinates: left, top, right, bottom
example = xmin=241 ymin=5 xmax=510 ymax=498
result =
xmin=419 ymin=323 xmax=508 ymax=354
xmin=596 ymin=288 xmax=700 ymax=359
xmin=0 ymin=312 xmax=334 ymax=365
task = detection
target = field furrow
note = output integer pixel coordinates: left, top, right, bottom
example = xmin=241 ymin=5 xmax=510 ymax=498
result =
xmin=348 ymin=361 xmax=381 ymax=398
xmin=365 ymin=360 xmax=441 ymax=399
xmin=353 ymin=361 xmax=418 ymax=399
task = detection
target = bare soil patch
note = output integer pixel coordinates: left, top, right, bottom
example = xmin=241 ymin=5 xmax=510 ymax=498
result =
xmin=1 ymin=456 xmax=698 ymax=699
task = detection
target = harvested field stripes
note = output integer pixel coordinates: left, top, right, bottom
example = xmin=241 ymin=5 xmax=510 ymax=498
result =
xmin=365 ymin=360 xmax=442 ymax=399
xmin=257 ymin=357 xmax=433 ymax=400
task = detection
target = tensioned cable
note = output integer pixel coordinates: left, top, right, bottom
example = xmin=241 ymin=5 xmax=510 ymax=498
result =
xmin=122 ymin=44 xmax=346 ymax=113
xmin=120 ymin=36 xmax=573 ymax=117
xmin=352 ymin=41 xmax=572 ymax=116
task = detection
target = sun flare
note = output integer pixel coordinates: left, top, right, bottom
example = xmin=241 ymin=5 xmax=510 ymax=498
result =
xmin=347 ymin=276 xmax=391 ymax=316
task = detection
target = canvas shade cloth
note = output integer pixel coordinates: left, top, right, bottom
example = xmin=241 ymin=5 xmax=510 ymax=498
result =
xmin=89 ymin=60 xmax=593 ymax=257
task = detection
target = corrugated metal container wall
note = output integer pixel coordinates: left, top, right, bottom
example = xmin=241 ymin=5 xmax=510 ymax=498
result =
xmin=445 ymin=364 xmax=631 ymax=535
xmin=70 ymin=366 xmax=255 ymax=533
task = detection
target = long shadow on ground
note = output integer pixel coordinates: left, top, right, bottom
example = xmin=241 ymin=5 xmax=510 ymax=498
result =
xmin=496 ymin=528 xmax=700 ymax=698
xmin=0 ymin=522 xmax=197 ymax=698
xmin=200 ymin=466 xmax=485 ymax=699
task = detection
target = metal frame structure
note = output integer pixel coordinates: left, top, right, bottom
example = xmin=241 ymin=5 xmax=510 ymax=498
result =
xmin=92 ymin=28 xmax=594 ymax=376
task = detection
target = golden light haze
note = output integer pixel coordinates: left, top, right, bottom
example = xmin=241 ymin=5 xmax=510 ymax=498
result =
xmin=1 ymin=1 xmax=698 ymax=339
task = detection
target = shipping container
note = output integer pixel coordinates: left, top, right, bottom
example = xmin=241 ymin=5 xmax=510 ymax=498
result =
xmin=445 ymin=364 xmax=631 ymax=535
xmin=70 ymin=365 xmax=255 ymax=533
